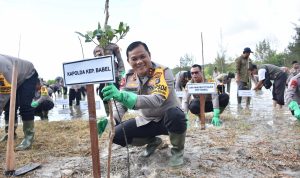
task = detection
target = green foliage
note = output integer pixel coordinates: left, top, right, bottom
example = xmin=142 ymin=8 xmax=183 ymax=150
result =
xmin=75 ymin=22 xmax=130 ymax=48
xmin=285 ymin=22 xmax=300 ymax=66
xmin=254 ymin=39 xmax=276 ymax=62
xmin=179 ymin=53 xmax=195 ymax=68
xmin=47 ymin=80 xmax=55 ymax=85
xmin=172 ymin=66 xmax=191 ymax=76
xmin=214 ymin=52 xmax=226 ymax=73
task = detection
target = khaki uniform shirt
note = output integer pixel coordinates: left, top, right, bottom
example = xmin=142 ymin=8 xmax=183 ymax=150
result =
xmin=113 ymin=62 xmax=180 ymax=127
xmin=0 ymin=54 xmax=36 ymax=112
xmin=235 ymin=55 xmax=252 ymax=83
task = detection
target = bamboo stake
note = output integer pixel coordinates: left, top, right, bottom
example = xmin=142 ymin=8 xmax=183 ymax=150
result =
xmin=107 ymin=100 xmax=115 ymax=178
xmin=5 ymin=60 xmax=18 ymax=175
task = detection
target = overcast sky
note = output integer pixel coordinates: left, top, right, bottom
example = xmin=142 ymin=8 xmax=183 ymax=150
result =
xmin=1 ymin=0 xmax=300 ymax=80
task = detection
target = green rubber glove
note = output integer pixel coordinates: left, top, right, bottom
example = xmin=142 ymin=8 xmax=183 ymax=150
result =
xmin=211 ymin=108 xmax=221 ymax=126
xmin=289 ymin=101 xmax=300 ymax=120
xmin=31 ymin=101 xmax=39 ymax=108
xmin=101 ymin=84 xmax=137 ymax=109
xmin=289 ymin=101 xmax=299 ymax=111
xmin=294 ymin=109 xmax=300 ymax=120
xmin=97 ymin=116 xmax=108 ymax=136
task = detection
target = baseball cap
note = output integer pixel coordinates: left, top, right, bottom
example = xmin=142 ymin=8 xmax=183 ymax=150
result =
xmin=243 ymin=47 xmax=253 ymax=53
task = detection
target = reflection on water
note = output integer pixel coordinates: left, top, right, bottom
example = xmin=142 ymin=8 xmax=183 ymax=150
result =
xmin=0 ymin=80 xmax=294 ymax=127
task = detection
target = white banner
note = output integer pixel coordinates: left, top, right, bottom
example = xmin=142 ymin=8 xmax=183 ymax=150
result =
xmin=63 ymin=55 xmax=115 ymax=85
xmin=238 ymin=90 xmax=255 ymax=97
xmin=187 ymin=83 xmax=216 ymax=94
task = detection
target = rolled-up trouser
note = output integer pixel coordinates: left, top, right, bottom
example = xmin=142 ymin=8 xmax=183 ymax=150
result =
xmin=188 ymin=93 xmax=229 ymax=115
xmin=113 ymin=107 xmax=187 ymax=147
xmin=4 ymin=71 xmax=39 ymax=122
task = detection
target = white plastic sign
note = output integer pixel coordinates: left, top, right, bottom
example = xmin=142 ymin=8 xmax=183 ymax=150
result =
xmin=238 ymin=90 xmax=255 ymax=97
xmin=187 ymin=83 xmax=216 ymax=94
xmin=63 ymin=55 xmax=115 ymax=85
xmin=176 ymin=91 xmax=184 ymax=98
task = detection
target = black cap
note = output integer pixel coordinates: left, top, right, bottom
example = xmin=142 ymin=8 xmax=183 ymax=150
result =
xmin=243 ymin=47 xmax=253 ymax=53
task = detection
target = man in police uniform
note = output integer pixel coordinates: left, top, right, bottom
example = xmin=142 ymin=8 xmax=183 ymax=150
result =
xmin=182 ymin=64 xmax=229 ymax=126
xmin=285 ymin=73 xmax=300 ymax=120
xmin=101 ymin=41 xmax=187 ymax=167
xmin=0 ymin=54 xmax=39 ymax=150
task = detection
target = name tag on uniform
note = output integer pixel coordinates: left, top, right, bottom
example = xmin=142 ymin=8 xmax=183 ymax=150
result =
xmin=187 ymin=83 xmax=216 ymax=94
xmin=238 ymin=90 xmax=254 ymax=97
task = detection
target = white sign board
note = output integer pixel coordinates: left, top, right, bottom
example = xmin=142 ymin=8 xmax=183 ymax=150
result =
xmin=55 ymin=99 xmax=69 ymax=105
xmin=176 ymin=91 xmax=184 ymax=98
xmin=238 ymin=90 xmax=255 ymax=97
xmin=80 ymin=101 xmax=101 ymax=110
xmin=63 ymin=55 xmax=115 ymax=85
xmin=187 ymin=83 xmax=216 ymax=94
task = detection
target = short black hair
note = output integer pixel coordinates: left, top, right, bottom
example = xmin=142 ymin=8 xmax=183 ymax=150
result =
xmin=248 ymin=64 xmax=257 ymax=71
xmin=191 ymin=64 xmax=202 ymax=71
xmin=183 ymin=71 xmax=192 ymax=79
xmin=292 ymin=60 xmax=298 ymax=65
xmin=227 ymin=72 xmax=235 ymax=78
xmin=126 ymin=41 xmax=151 ymax=59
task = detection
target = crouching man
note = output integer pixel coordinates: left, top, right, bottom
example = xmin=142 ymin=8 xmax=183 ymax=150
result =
xmin=101 ymin=41 xmax=187 ymax=167
xmin=285 ymin=73 xmax=300 ymax=120
xmin=182 ymin=64 xmax=229 ymax=126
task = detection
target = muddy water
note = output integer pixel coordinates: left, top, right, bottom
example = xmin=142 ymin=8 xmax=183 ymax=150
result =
xmin=0 ymin=81 xmax=292 ymax=126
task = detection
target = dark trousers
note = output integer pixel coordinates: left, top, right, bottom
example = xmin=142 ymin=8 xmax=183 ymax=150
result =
xmin=113 ymin=107 xmax=187 ymax=147
xmin=4 ymin=71 xmax=39 ymax=121
xmin=272 ymin=73 xmax=287 ymax=105
xmin=69 ymin=88 xmax=81 ymax=106
xmin=188 ymin=93 xmax=229 ymax=115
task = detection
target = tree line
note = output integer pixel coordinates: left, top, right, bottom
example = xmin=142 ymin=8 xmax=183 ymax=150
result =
xmin=173 ymin=19 xmax=300 ymax=79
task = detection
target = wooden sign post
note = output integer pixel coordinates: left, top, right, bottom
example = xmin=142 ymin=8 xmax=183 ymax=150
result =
xmin=63 ymin=55 xmax=115 ymax=178
xmin=187 ymin=82 xmax=216 ymax=130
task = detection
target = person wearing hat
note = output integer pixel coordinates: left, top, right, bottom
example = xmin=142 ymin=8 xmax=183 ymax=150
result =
xmin=0 ymin=54 xmax=39 ymax=150
xmin=182 ymin=64 xmax=229 ymax=127
xmin=249 ymin=64 xmax=287 ymax=109
xmin=100 ymin=41 xmax=187 ymax=167
xmin=235 ymin=47 xmax=253 ymax=109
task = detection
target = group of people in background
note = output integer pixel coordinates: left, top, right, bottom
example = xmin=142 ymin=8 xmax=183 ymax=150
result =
xmin=1 ymin=42 xmax=300 ymax=168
